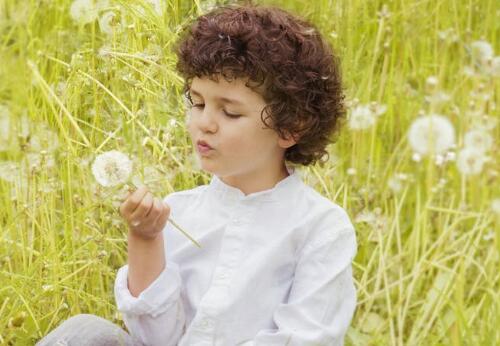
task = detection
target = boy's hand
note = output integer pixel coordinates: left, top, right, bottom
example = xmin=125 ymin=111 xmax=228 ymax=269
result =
xmin=119 ymin=186 xmax=171 ymax=240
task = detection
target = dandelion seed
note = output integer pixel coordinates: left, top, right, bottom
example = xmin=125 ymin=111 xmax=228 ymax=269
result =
xmin=354 ymin=210 xmax=377 ymax=223
xmin=387 ymin=176 xmax=403 ymax=193
xmin=434 ymin=154 xmax=445 ymax=166
xmin=369 ymin=102 xmax=387 ymax=116
xmin=456 ymin=147 xmax=487 ymax=175
xmin=407 ymin=114 xmax=455 ymax=156
xmin=70 ymin=0 xmax=99 ymax=25
xmin=425 ymin=76 xmax=439 ymax=91
xmin=424 ymin=91 xmax=451 ymax=106
xmin=91 ymin=150 xmax=133 ymax=187
xmin=470 ymin=40 xmax=494 ymax=65
xmin=0 ymin=161 xmax=23 ymax=183
xmin=411 ymin=152 xmax=422 ymax=162
xmin=464 ymin=129 xmax=493 ymax=152
xmin=98 ymin=11 xmax=118 ymax=35
xmin=348 ymin=105 xmax=376 ymax=130
xmin=0 ymin=105 xmax=10 ymax=152
xmin=29 ymin=124 xmax=59 ymax=153
xmin=472 ymin=114 xmax=498 ymax=131
xmin=491 ymin=198 xmax=500 ymax=215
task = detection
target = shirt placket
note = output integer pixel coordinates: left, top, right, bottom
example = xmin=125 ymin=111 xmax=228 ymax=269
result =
xmin=189 ymin=199 xmax=248 ymax=345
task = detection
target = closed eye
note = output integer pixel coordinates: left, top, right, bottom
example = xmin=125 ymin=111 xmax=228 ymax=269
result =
xmin=191 ymin=103 xmax=242 ymax=118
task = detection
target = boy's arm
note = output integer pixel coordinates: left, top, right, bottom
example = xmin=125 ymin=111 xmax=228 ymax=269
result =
xmin=127 ymin=232 xmax=166 ymax=297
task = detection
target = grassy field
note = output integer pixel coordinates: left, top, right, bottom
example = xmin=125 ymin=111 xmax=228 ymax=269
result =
xmin=0 ymin=0 xmax=498 ymax=345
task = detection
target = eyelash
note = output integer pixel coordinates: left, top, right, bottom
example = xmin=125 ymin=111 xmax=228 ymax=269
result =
xmin=192 ymin=103 xmax=241 ymax=118
xmin=186 ymin=94 xmax=242 ymax=118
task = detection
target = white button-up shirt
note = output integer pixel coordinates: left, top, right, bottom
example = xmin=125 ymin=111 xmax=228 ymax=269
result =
xmin=114 ymin=165 xmax=358 ymax=346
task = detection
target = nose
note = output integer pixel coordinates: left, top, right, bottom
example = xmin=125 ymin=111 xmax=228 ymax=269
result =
xmin=195 ymin=105 xmax=218 ymax=133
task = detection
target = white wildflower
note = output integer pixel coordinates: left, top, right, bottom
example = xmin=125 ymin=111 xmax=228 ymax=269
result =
xmin=29 ymin=124 xmax=59 ymax=153
xmin=70 ymin=0 xmax=99 ymax=25
xmin=388 ymin=176 xmax=403 ymax=193
xmin=354 ymin=210 xmax=377 ymax=223
xmin=348 ymin=105 xmax=376 ymax=130
xmin=444 ymin=151 xmax=456 ymax=162
xmin=346 ymin=167 xmax=357 ymax=176
xmin=489 ymin=56 xmax=500 ymax=77
xmin=0 ymin=161 xmax=22 ymax=183
xmin=145 ymin=0 xmax=165 ymax=16
xmin=425 ymin=91 xmax=451 ymax=105
xmin=491 ymin=198 xmax=500 ymax=215
xmin=434 ymin=154 xmax=445 ymax=166
xmin=473 ymin=115 xmax=498 ymax=131
xmin=91 ymin=150 xmax=132 ymax=187
xmin=464 ymin=129 xmax=493 ymax=152
xmin=470 ymin=40 xmax=494 ymax=66
xmin=408 ymin=114 xmax=455 ymax=156
xmin=425 ymin=76 xmax=439 ymax=92
xmin=0 ymin=105 xmax=10 ymax=151
xmin=456 ymin=147 xmax=487 ymax=175
xmin=98 ymin=11 xmax=118 ymax=35
xmin=411 ymin=152 xmax=422 ymax=162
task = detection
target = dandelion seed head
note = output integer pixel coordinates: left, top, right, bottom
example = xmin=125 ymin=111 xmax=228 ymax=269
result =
xmin=91 ymin=150 xmax=132 ymax=187
xmin=388 ymin=176 xmax=403 ymax=193
xmin=348 ymin=105 xmax=376 ymax=130
xmin=407 ymin=114 xmax=455 ymax=156
xmin=98 ymin=11 xmax=118 ymax=35
xmin=491 ymin=198 xmax=500 ymax=215
xmin=0 ymin=105 xmax=11 ymax=152
xmin=456 ymin=147 xmax=487 ymax=175
xmin=470 ymin=40 xmax=494 ymax=65
xmin=464 ymin=129 xmax=493 ymax=152
xmin=70 ymin=0 xmax=99 ymax=25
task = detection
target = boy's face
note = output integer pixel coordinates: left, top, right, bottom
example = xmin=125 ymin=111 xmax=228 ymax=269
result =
xmin=186 ymin=74 xmax=296 ymax=189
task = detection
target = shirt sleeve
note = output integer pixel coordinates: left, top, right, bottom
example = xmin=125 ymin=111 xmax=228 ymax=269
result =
xmin=240 ymin=208 xmax=358 ymax=346
xmin=114 ymin=259 xmax=186 ymax=346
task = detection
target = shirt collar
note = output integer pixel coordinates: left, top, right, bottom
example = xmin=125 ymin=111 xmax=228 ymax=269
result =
xmin=208 ymin=164 xmax=301 ymax=203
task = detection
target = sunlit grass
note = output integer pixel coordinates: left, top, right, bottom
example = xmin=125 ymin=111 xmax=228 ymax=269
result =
xmin=0 ymin=0 xmax=498 ymax=345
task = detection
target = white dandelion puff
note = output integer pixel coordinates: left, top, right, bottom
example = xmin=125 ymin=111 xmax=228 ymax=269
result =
xmin=470 ymin=40 xmax=494 ymax=65
xmin=464 ymin=129 xmax=493 ymax=152
xmin=348 ymin=105 xmax=376 ymax=130
xmin=0 ymin=105 xmax=10 ymax=152
xmin=70 ymin=0 xmax=99 ymax=25
xmin=456 ymin=147 xmax=487 ymax=175
xmin=98 ymin=11 xmax=118 ymax=35
xmin=491 ymin=198 xmax=500 ymax=215
xmin=387 ymin=176 xmax=403 ymax=193
xmin=91 ymin=150 xmax=132 ymax=187
xmin=407 ymin=114 xmax=455 ymax=156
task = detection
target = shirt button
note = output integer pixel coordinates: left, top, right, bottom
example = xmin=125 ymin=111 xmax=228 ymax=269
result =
xmin=200 ymin=318 xmax=214 ymax=329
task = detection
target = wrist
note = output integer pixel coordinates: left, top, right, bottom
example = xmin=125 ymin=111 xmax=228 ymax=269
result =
xmin=128 ymin=230 xmax=162 ymax=242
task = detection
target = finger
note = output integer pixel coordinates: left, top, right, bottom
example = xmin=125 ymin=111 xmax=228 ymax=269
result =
xmin=154 ymin=203 xmax=170 ymax=229
xmin=145 ymin=197 xmax=162 ymax=220
xmin=123 ymin=186 xmax=149 ymax=215
xmin=130 ymin=192 xmax=154 ymax=221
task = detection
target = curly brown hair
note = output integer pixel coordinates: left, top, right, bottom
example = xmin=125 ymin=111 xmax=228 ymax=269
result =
xmin=173 ymin=2 xmax=346 ymax=166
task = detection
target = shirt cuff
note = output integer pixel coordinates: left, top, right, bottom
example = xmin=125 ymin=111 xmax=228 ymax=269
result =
xmin=114 ymin=260 xmax=182 ymax=318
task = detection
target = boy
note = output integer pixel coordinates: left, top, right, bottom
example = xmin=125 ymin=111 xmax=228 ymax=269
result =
xmin=37 ymin=3 xmax=357 ymax=346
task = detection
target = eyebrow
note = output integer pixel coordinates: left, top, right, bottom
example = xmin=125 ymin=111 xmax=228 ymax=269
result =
xmin=189 ymin=88 xmax=245 ymax=106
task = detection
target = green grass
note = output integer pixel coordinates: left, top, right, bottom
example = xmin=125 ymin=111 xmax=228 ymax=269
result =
xmin=0 ymin=0 xmax=498 ymax=345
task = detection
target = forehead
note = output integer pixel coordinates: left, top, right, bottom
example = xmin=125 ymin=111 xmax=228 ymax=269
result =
xmin=189 ymin=75 xmax=267 ymax=105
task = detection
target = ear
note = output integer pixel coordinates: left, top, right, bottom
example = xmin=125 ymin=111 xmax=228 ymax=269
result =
xmin=278 ymin=130 xmax=299 ymax=149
